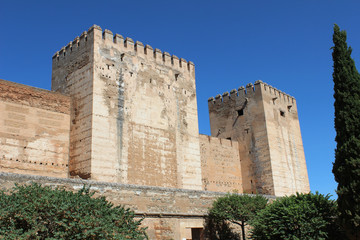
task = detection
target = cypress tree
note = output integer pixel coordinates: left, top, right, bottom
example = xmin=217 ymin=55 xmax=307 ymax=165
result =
xmin=332 ymin=24 xmax=360 ymax=238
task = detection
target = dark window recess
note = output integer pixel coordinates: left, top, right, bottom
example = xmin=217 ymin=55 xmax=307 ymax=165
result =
xmin=226 ymin=137 xmax=231 ymax=140
xmin=280 ymin=110 xmax=285 ymax=117
xmin=237 ymin=109 xmax=244 ymax=116
xmin=191 ymin=228 xmax=203 ymax=240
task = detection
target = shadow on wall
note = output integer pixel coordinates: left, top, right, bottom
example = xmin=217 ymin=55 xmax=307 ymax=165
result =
xmin=203 ymin=215 xmax=241 ymax=240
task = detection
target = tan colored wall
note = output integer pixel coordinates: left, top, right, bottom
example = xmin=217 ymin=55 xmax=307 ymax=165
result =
xmin=52 ymin=28 xmax=95 ymax=179
xmin=0 ymin=79 xmax=70 ymax=178
xmin=260 ymin=83 xmax=310 ymax=196
xmin=52 ymin=25 xmax=202 ymax=190
xmin=208 ymin=82 xmax=274 ymax=195
xmin=91 ymin=27 xmax=202 ymax=189
xmin=199 ymin=134 xmax=242 ymax=192
xmin=208 ymin=81 xmax=309 ymax=196
xmin=0 ymin=172 xmax=269 ymax=240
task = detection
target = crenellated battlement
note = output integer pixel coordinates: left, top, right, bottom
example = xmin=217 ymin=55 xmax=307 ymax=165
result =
xmin=200 ymin=134 xmax=237 ymax=148
xmin=52 ymin=26 xmax=94 ymax=60
xmin=52 ymin=25 xmax=194 ymax=72
xmin=208 ymin=80 xmax=295 ymax=109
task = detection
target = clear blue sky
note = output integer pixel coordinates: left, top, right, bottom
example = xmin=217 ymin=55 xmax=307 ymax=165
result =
xmin=1 ymin=0 xmax=360 ymax=198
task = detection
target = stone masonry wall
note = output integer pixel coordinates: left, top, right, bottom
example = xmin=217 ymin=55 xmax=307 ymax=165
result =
xmin=260 ymin=82 xmax=310 ymax=196
xmin=52 ymin=28 xmax=95 ymax=179
xmin=208 ymin=81 xmax=274 ymax=195
xmin=90 ymin=26 xmax=202 ymax=189
xmin=0 ymin=172 xmax=272 ymax=240
xmin=0 ymin=80 xmax=70 ymax=178
xmin=199 ymin=134 xmax=243 ymax=193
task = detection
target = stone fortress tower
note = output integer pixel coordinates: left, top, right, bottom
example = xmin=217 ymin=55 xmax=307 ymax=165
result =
xmin=208 ymin=81 xmax=309 ymax=196
xmin=52 ymin=25 xmax=202 ymax=190
xmin=0 ymin=24 xmax=310 ymax=239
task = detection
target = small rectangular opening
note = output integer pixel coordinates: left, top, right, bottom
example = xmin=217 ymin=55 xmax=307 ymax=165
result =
xmin=226 ymin=137 xmax=231 ymax=140
xmin=280 ymin=110 xmax=285 ymax=117
xmin=191 ymin=228 xmax=204 ymax=240
xmin=237 ymin=109 xmax=244 ymax=116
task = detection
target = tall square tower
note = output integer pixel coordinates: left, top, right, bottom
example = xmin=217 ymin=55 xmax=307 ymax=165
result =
xmin=52 ymin=25 xmax=202 ymax=190
xmin=208 ymin=81 xmax=310 ymax=196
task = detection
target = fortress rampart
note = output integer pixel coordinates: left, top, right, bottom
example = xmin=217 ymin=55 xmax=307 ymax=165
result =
xmin=0 ymin=79 xmax=70 ymax=178
xmin=0 ymin=172 xmax=275 ymax=239
xmin=199 ymin=134 xmax=242 ymax=193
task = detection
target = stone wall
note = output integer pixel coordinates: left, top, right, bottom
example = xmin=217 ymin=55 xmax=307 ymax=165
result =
xmin=90 ymin=26 xmax=202 ymax=189
xmin=0 ymin=172 xmax=272 ymax=240
xmin=0 ymin=79 xmax=70 ymax=178
xmin=199 ymin=134 xmax=242 ymax=192
xmin=52 ymin=29 xmax=94 ymax=179
xmin=260 ymin=82 xmax=310 ymax=196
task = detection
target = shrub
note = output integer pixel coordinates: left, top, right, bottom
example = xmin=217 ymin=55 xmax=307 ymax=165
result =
xmin=0 ymin=183 xmax=147 ymax=239
xmin=251 ymin=192 xmax=347 ymax=240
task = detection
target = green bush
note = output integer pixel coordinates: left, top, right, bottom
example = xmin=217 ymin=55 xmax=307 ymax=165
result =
xmin=250 ymin=192 xmax=347 ymax=240
xmin=0 ymin=183 xmax=147 ymax=239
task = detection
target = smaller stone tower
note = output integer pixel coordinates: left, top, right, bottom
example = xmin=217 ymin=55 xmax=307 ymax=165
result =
xmin=208 ymin=80 xmax=310 ymax=196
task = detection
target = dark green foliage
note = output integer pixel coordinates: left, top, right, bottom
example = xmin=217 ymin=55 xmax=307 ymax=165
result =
xmin=332 ymin=24 xmax=360 ymax=237
xmin=250 ymin=192 xmax=347 ymax=240
xmin=206 ymin=194 xmax=267 ymax=240
xmin=203 ymin=215 xmax=241 ymax=240
xmin=0 ymin=183 xmax=147 ymax=239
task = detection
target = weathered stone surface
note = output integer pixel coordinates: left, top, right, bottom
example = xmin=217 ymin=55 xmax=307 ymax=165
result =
xmin=208 ymin=81 xmax=310 ymax=196
xmin=0 ymin=80 xmax=70 ymax=178
xmin=200 ymin=134 xmax=242 ymax=192
xmin=0 ymin=24 xmax=310 ymax=239
xmin=0 ymin=172 xmax=276 ymax=239
xmin=52 ymin=26 xmax=202 ymax=190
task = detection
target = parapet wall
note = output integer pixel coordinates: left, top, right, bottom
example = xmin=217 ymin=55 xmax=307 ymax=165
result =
xmin=52 ymin=25 xmax=194 ymax=74
xmin=0 ymin=80 xmax=70 ymax=178
xmin=208 ymin=80 xmax=296 ymax=110
xmin=0 ymin=79 xmax=70 ymax=114
xmin=199 ymin=134 xmax=242 ymax=192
